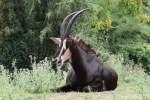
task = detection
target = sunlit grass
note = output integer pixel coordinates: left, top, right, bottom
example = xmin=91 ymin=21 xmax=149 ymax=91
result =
xmin=0 ymin=55 xmax=150 ymax=100
xmin=0 ymin=58 xmax=66 ymax=100
xmin=106 ymin=55 xmax=150 ymax=92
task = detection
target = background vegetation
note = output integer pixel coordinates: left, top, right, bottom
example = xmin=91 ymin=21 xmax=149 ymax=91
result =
xmin=0 ymin=56 xmax=150 ymax=100
xmin=0 ymin=0 xmax=150 ymax=99
xmin=0 ymin=0 xmax=149 ymax=71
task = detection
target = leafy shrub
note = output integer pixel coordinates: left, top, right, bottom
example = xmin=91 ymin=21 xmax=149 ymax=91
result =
xmin=105 ymin=54 xmax=150 ymax=91
xmin=0 ymin=0 xmax=149 ymax=72
xmin=0 ymin=58 xmax=66 ymax=99
xmin=0 ymin=54 xmax=150 ymax=99
xmin=12 ymin=58 xmax=66 ymax=93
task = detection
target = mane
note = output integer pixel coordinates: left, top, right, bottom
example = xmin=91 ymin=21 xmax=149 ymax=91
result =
xmin=77 ymin=39 xmax=96 ymax=54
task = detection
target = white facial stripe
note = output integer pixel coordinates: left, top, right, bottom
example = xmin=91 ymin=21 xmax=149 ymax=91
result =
xmin=63 ymin=39 xmax=67 ymax=49
xmin=57 ymin=39 xmax=67 ymax=59
xmin=61 ymin=48 xmax=71 ymax=62
xmin=58 ymin=46 xmax=64 ymax=59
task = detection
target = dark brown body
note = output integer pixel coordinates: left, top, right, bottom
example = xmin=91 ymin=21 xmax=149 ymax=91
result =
xmin=51 ymin=40 xmax=118 ymax=92
xmin=50 ymin=9 xmax=118 ymax=92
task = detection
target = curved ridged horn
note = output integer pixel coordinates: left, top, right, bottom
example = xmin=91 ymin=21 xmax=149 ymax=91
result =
xmin=60 ymin=11 xmax=77 ymax=35
xmin=65 ymin=8 xmax=88 ymax=34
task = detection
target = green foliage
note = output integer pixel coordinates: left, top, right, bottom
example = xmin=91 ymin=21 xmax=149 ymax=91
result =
xmin=107 ymin=0 xmax=150 ymax=71
xmin=0 ymin=55 xmax=150 ymax=100
xmin=0 ymin=59 xmax=66 ymax=100
xmin=0 ymin=65 xmax=15 ymax=100
xmin=118 ymin=0 xmax=143 ymax=16
xmin=0 ymin=0 xmax=149 ymax=72
xmin=12 ymin=58 xmax=66 ymax=93
xmin=107 ymin=55 xmax=150 ymax=91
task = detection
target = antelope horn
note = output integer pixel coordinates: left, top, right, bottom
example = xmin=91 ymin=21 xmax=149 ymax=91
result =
xmin=60 ymin=11 xmax=77 ymax=36
xmin=65 ymin=8 xmax=88 ymax=34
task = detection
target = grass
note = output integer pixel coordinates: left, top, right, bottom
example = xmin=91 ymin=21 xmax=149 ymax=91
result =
xmin=0 ymin=56 xmax=150 ymax=100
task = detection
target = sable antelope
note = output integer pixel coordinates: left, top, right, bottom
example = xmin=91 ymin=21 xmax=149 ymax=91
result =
xmin=50 ymin=9 xmax=118 ymax=92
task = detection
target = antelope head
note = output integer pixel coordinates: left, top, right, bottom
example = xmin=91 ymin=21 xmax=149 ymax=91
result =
xmin=50 ymin=9 xmax=88 ymax=65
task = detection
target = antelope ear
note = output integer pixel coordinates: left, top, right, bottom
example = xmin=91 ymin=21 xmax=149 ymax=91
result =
xmin=74 ymin=35 xmax=80 ymax=42
xmin=50 ymin=37 xmax=61 ymax=45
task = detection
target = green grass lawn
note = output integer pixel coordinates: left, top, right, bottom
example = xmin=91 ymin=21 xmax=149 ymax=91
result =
xmin=0 ymin=56 xmax=150 ymax=100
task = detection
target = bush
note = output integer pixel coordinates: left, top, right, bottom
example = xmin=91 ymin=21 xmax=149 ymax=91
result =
xmin=0 ymin=0 xmax=149 ymax=72
xmin=0 ymin=55 xmax=150 ymax=99
xmin=0 ymin=58 xmax=66 ymax=99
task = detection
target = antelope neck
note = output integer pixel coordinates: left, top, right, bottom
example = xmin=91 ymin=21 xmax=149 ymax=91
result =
xmin=69 ymin=42 xmax=90 ymax=84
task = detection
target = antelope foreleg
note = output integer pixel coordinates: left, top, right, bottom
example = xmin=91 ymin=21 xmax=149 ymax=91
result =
xmin=50 ymin=84 xmax=73 ymax=92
